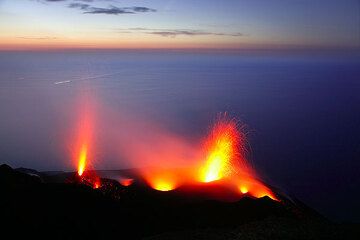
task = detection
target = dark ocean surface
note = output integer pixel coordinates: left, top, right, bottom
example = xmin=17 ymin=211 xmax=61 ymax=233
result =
xmin=0 ymin=50 xmax=359 ymax=222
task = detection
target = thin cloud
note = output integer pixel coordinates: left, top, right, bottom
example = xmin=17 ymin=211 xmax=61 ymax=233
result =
xmin=68 ymin=3 xmax=90 ymax=10
xmin=83 ymin=6 xmax=133 ymax=15
xmin=35 ymin=0 xmax=157 ymax=15
xmin=17 ymin=36 xmax=58 ymax=40
xmin=131 ymin=7 xmax=156 ymax=13
xmin=40 ymin=0 xmax=107 ymax=2
xmin=68 ymin=3 xmax=156 ymax=15
xmin=119 ymin=28 xmax=244 ymax=38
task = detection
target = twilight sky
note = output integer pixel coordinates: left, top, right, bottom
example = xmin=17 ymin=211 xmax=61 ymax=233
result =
xmin=0 ymin=0 xmax=359 ymax=49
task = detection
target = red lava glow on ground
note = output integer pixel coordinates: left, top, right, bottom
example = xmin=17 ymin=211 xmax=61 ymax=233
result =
xmin=77 ymin=171 xmax=102 ymax=189
xmin=119 ymin=178 xmax=134 ymax=187
xmin=93 ymin=179 xmax=101 ymax=189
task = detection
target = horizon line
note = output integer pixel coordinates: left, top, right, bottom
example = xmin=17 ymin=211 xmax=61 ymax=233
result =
xmin=1 ymin=46 xmax=359 ymax=53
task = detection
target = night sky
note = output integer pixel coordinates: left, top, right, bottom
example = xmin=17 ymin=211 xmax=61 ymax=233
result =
xmin=0 ymin=0 xmax=359 ymax=49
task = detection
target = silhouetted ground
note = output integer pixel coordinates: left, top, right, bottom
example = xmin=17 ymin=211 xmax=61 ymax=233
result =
xmin=145 ymin=217 xmax=359 ymax=240
xmin=0 ymin=164 xmax=358 ymax=239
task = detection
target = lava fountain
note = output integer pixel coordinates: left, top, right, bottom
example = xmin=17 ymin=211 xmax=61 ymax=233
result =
xmin=199 ymin=119 xmax=242 ymax=182
xmin=198 ymin=117 xmax=277 ymax=200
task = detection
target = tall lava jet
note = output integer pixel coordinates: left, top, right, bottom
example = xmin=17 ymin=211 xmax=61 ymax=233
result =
xmin=71 ymin=91 xmax=101 ymax=189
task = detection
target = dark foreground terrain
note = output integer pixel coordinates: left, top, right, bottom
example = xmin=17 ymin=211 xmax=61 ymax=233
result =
xmin=0 ymin=164 xmax=358 ymax=239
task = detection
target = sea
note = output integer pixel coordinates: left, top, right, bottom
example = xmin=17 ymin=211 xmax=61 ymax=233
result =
xmin=0 ymin=49 xmax=359 ymax=222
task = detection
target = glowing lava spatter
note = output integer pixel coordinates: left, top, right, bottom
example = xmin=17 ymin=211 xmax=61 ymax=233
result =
xmin=200 ymin=119 xmax=241 ymax=182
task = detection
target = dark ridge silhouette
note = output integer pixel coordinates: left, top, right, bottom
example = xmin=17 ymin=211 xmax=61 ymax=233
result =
xmin=0 ymin=165 xmax=358 ymax=239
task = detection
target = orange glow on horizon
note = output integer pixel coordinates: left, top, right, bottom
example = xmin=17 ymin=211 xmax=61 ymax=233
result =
xmin=0 ymin=35 xmax=282 ymax=51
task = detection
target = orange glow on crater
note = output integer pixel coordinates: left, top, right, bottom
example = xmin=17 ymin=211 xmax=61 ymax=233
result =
xmin=236 ymin=177 xmax=278 ymax=200
xmin=152 ymin=180 xmax=176 ymax=191
xmin=239 ymin=185 xmax=248 ymax=194
xmin=143 ymin=169 xmax=182 ymax=192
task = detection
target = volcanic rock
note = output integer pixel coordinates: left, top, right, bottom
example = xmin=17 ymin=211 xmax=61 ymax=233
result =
xmin=0 ymin=165 xmax=358 ymax=240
